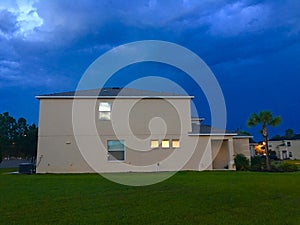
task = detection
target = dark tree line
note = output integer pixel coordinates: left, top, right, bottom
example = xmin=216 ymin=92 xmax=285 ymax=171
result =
xmin=271 ymin=128 xmax=298 ymax=140
xmin=0 ymin=112 xmax=37 ymax=162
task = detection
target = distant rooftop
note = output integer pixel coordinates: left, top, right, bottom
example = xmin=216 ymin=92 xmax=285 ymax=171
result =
xmin=36 ymin=87 xmax=193 ymax=99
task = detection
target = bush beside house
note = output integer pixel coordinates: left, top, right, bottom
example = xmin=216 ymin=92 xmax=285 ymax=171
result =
xmin=234 ymin=154 xmax=250 ymax=171
xmin=234 ymin=153 xmax=298 ymax=172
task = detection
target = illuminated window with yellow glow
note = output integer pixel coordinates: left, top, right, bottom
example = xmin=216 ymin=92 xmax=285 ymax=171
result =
xmin=150 ymin=140 xmax=159 ymax=149
xmin=162 ymin=140 xmax=170 ymax=149
xmin=172 ymin=139 xmax=180 ymax=148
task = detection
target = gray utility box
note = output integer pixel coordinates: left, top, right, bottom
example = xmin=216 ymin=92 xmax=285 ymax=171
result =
xmin=19 ymin=163 xmax=35 ymax=174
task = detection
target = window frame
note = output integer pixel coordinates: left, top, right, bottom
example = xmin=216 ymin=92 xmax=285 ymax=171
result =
xmin=107 ymin=140 xmax=125 ymax=161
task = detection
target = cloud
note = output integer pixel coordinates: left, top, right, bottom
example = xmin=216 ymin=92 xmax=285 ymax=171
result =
xmin=0 ymin=0 xmax=43 ymax=40
xmin=206 ymin=2 xmax=271 ymax=36
xmin=0 ymin=0 xmax=299 ymax=90
xmin=0 ymin=10 xmax=19 ymax=38
xmin=0 ymin=0 xmax=299 ymax=136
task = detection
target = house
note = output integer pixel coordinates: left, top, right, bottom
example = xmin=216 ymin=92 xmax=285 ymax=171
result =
xmin=268 ymin=136 xmax=300 ymax=160
xmin=36 ymin=88 xmax=251 ymax=173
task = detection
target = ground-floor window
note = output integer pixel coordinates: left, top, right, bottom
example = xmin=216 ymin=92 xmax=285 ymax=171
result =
xmin=107 ymin=140 xmax=125 ymax=161
xmin=162 ymin=140 xmax=170 ymax=149
xmin=150 ymin=139 xmax=180 ymax=149
xmin=151 ymin=140 xmax=159 ymax=149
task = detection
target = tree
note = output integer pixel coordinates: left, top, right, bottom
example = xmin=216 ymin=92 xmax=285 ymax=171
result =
xmin=236 ymin=129 xmax=252 ymax=136
xmin=0 ymin=112 xmax=37 ymax=159
xmin=247 ymin=111 xmax=281 ymax=171
xmin=285 ymin=128 xmax=295 ymax=139
xmin=23 ymin=124 xmax=38 ymax=158
xmin=0 ymin=145 xmax=2 ymax=164
xmin=271 ymin=134 xmax=282 ymax=140
xmin=0 ymin=112 xmax=17 ymax=154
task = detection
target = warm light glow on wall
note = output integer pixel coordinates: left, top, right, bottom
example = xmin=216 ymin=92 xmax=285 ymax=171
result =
xmin=255 ymin=144 xmax=266 ymax=155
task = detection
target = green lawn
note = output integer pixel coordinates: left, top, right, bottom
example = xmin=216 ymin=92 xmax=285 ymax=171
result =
xmin=0 ymin=170 xmax=299 ymax=225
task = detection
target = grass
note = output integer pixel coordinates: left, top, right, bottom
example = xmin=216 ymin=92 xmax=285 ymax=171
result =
xmin=0 ymin=170 xmax=299 ymax=225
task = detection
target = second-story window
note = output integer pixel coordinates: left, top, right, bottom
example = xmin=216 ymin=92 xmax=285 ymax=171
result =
xmin=99 ymin=102 xmax=111 ymax=120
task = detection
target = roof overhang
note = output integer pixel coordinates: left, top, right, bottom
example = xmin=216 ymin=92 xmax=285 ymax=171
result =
xmin=188 ymin=133 xmax=237 ymax=136
xmin=36 ymin=95 xmax=194 ymax=99
xmin=233 ymin=136 xmax=253 ymax=139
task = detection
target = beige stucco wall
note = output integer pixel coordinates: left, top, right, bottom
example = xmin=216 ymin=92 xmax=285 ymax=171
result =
xmin=288 ymin=140 xmax=300 ymax=159
xmin=182 ymin=136 xmax=212 ymax=171
xmin=233 ymin=137 xmax=251 ymax=159
xmin=37 ymin=97 xmax=248 ymax=173
xmin=269 ymin=140 xmax=300 ymax=160
xmin=36 ymin=136 xmax=93 ymax=173
xmin=37 ymin=97 xmax=201 ymax=173
xmin=211 ymin=140 xmax=230 ymax=169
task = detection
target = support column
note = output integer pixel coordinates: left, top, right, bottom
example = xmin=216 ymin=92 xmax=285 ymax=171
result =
xmin=228 ymin=139 xmax=235 ymax=170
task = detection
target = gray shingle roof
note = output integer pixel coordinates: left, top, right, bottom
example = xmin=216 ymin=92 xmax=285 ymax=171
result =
xmin=190 ymin=124 xmax=236 ymax=135
xmin=36 ymin=87 xmax=192 ymax=98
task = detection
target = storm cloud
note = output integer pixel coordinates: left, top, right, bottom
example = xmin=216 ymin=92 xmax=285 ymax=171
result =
xmin=0 ymin=0 xmax=299 ymax=138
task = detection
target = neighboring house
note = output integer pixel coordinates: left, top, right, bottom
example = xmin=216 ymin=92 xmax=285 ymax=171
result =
xmin=269 ymin=136 xmax=300 ymax=160
xmin=249 ymin=139 xmax=257 ymax=157
xmin=36 ymin=88 xmax=251 ymax=173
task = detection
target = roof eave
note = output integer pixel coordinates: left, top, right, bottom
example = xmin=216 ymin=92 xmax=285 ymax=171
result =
xmin=233 ymin=135 xmax=253 ymax=139
xmin=36 ymin=95 xmax=194 ymax=99
xmin=188 ymin=133 xmax=238 ymax=136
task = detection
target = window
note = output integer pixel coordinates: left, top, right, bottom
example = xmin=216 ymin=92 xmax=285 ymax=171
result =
xmin=287 ymin=142 xmax=291 ymax=147
xmin=151 ymin=140 xmax=159 ymax=149
xmin=162 ymin=140 xmax=170 ymax=149
xmin=172 ymin=139 xmax=180 ymax=148
xmin=107 ymin=140 xmax=125 ymax=161
xmin=99 ymin=102 xmax=111 ymax=120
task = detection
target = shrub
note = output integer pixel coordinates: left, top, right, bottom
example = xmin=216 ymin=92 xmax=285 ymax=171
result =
xmin=234 ymin=154 xmax=250 ymax=171
xmin=251 ymin=156 xmax=265 ymax=171
xmin=278 ymin=162 xmax=298 ymax=172
xmin=271 ymin=160 xmax=282 ymax=172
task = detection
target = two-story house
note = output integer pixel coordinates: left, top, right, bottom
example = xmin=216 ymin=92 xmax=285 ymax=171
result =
xmin=36 ymin=88 xmax=251 ymax=173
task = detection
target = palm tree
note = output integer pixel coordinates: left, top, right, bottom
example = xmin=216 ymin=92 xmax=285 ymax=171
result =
xmin=247 ymin=111 xmax=281 ymax=171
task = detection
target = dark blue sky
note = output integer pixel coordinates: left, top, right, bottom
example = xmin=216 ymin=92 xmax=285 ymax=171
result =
xmin=0 ymin=0 xmax=299 ymax=140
